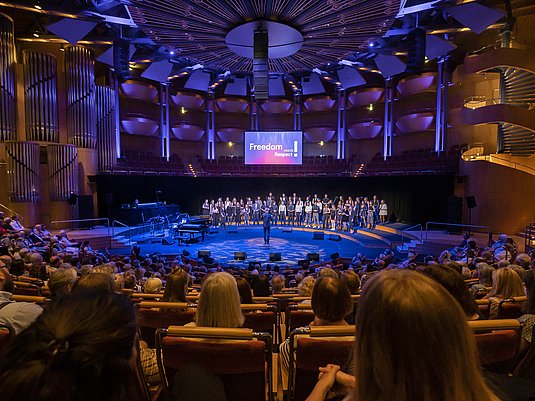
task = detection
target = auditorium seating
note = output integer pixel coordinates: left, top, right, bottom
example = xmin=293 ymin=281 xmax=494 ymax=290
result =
xmin=156 ymin=326 xmax=273 ymax=401
xmin=287 ymin=326 xmax=355 ymax=401
xmin=496 ymin=296 xmax=527 ymax=319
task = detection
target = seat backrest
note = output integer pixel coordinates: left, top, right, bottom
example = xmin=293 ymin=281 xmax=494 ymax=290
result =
xmin=513 ymin=323 xmax=535 ymax=379
xmin=497 ymin=298 xmax=526 ymax=319
xmin=289 ymin=326 xmax=355 ymax=401
xmin=157 ymin=327 xmax=272 ymax=401
xmin=469 ymin=319 xmax=521 ymax=374
xmin=136 ymin=305 xmax=196 ymax=348
xmin=0 ymin=322 xmax=14 ymax=352
xmin=286 ymin=304 xmax=315 ymax=337
xmin=241 ymin=304 xmax=279 ymax=344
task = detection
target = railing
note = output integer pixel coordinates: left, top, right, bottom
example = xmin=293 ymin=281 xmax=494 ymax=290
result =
xmin=400 ymin=224 xmax=423 ymax=247
xmin=112 ymin=220 xmax=131 ymax=246
xmin=0 ymin=203 xmax=24 ymax=220
xmin=50 ymin=218 xmax=110 ymax=235
xmin=425 ymin=221 xmax=491 ymax=242
xmin=525 ymin=222 xmax=535 ymax=252
xmin=463 ymin=96 xmax=533 ymax=109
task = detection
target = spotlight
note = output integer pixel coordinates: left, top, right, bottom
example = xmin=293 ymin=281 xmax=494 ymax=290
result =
xmin=33 ymin=32 xmax=40 ymax=38
xmin=170 ymin=50 xmax=175 ymax=55
xmin=34 ymin=4 xmax=42 ymax=10
xmin=368 ymin=42 xmax=375 ymax=48
xmin=228 ymin=142 xmax=233 ymax=147
xmin=319 ymin=141 xmax=324 ymax=146
xmin=180 ymin=106 xmax=187 ymax=114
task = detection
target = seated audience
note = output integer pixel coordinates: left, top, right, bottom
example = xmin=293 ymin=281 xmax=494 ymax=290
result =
xmin=72 ymin=272 xmax=116 ymax=293
xmin=144 ymin=277 xmax=163 ymax=294
xmin=485 ymin=266 xmax=525 ymax=319
xmin=518 ymin=269 xmax=535 ymax=367
xmin=191 ymin=272 xmax=244 ymax=328
xmin=271 ymin=274 xmax=286 ymax=293
xmin=0 ymin=267 xmax=43 ymax=334
xmin=47 ymin=267 xmax=77 ymax=302
xmin=235 ymin=277 xmax=253 ymax=304
xmin=305 ymin=269 xmax=502 ymax=401
xmin=297 ymin=275 xmax=315 ymax=298
xmin=252 ymin=274 xmax=271 ymax=297
xmin=162 ymin=268 xmax=189 ymax=303
xmin=280 ymin=276 xmax=351 ymax=375
xmin=341 ymin=270 xmax=360 ymax=295
xmin=0 ymin=291 xmax=139 ymax=401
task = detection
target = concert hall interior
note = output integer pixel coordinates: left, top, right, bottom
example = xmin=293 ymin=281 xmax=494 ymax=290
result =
xmin=1 ymin=0 xmax=535 ymax=400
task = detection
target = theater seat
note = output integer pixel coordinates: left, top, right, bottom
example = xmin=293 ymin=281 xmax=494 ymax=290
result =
xmin=469 ymin=319 xmax=522 ymax=374
xmin=241 ymin=303 xmax=280 ymax=346
xmin=286 ymin=304 xmax=315 ymax=337
xmin=136 ymin=302 xmax=196 ymax=348
xmin=497 ymin=297 xmax=527 ymax=319
xmin=288 ymin=326 xmax=355 ymax=401
xmin=156 ymin=326 xmax=273 ymax=401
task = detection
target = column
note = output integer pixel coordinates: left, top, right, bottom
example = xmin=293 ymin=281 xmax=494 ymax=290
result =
xmin=23 ymin=50 xmax=59 ymax=143
xmin=336 ymin=88 xmax=346 ymax=159
xmin=383 ymin=78 xmax=394 ymax=160
xmin=159 ymin=83 xmax=170 ymax=160
xmin=96 ymin=85 xmax=117 ymax=171
xmin=206 ymin=91 xmax=215 ymax=160
xmin=435 ymin=58 xmax=449 ymax=154
xmin=293 ymin=93 xmax=302 ymax=131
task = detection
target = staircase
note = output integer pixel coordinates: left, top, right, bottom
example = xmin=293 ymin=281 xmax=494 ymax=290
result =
xmin=519 ymin=222 xmax=535 ymax=252
xmin=498 ymin=67 xmax=535 ymax=156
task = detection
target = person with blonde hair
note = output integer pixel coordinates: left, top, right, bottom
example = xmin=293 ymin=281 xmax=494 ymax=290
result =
xmin=193 ymin=272 xmax=244 ymax=328
xmin=298 ymin=275 xmax=315 ymax=297
xmin=144 ymin=277 xmax=163 ymax=294
xmin=485 ymin=266 xmax=525 ymax=319
xmin=306 ymin=269 xmax=502 ymax=401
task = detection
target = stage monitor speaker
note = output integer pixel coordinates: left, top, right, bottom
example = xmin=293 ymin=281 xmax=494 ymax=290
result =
xmin=298 ymin=259 xmax=309 ymax=267
xmin=234 ymin=251 xmax=247 ymax=261
xmin=269 ymin=252 xmax=282 ymax=262
xmin=328 ymin=234 xmax=342 ymax=241
xmin=406 ymin=28 xmax=426 ymax=73
xmin=198 ymin=250 xmax=211 ymax=259
xmin=162 ymin=237 xmax=175 ymax=245
xmin=307 ymin=252 xmax=320 ymax=262
xmin=68 ymin=193 xmax=78 ymax=205
xmin=465 ymin=196 xmax=477 ymax=209
xmin=253 ymin=29 xmax=268 ymax=99
xmin=228 ymin=227 xmax=238 ymax=234
xmin=203 ymin=256 xmax=215 ymax=265
xmin=313 ymin=232 xmax=324 ymax=240
xmin=330 ymin=252 xmax=340 ymax=260
xmin=281 ymin=227 xmax=292 ymax=233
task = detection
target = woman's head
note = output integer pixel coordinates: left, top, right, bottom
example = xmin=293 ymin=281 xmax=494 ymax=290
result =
xmin=489 ymin=266 xmax=525 ymax=299
xmin=162 ymin=269 xmax=189 ymax=303
xmin=297 ymin=275 xmax=315 ymax=297
xmin=0 ymin=292 xmax=138 ymax=401
xmin=355 ymin=269 xmax=499 ymax=401
xmin=476 ymin=263 xmax=494 ymax=287
xmin=341 ymin=270 xmax=360 ymax=295
xmin=311 ymin=277 xmax=351 ymax=323
xmin=196 ymin=272 xmax=244 ymax=328
xmin=252 ymin=274 xmax=271 ymax=297
xmin=144 ymin=277 xmax=163 ymax=294
xmin=271 ymin=274 xmax=285 ymax=293
xmin=72 ymin=272 xmax=116 ymax=293
xmin=420 ymin=265 xmax=479 ymax=318
xmin=235 ymin=277 xmax=253 ymax=304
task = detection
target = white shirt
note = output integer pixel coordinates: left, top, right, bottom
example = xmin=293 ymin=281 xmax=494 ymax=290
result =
xmin=0 ymin=291 xmax=43 ymax=334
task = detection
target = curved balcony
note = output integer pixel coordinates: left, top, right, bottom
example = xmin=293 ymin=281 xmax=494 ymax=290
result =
xmin=397 ymin=73 xmax=436 ymax=98
xmin=347 ymin=121 xmax=383 ymax=139
xmin=216 ymin=97 xmax=249 ymax=113
xmin=303 ymin=95 xmax=336 ymax=112
xmin=260 ymin=98 xmax=293 ymax=113
xmin=461 ymin=99 xmax=535 ymax=132
xmin=463 ymin=48 xmax=535 ymax=75
xmin=171 ymin=124 xmax=205 ymax=141
xmin=217 ymin=127 xmax=243 ymax=143
xmin=120 ymin=80 xmax=158 ymax=102
xmin=303 ymin=127 xmax=336 ymax=143
xmin=171 ymin=91 xmax=205 ymax=110
xmin=395 ymin=111 xmax=435 ymax=134
xmin=121 ymin=116 xmax=159 ymax=136
xmin=347 ymin=87 xmax=384 ymax=108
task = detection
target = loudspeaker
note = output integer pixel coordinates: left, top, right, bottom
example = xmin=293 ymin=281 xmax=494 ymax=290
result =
xmin=406 ymin=28 xmax=426 ymax=73
xmin=203 ymin=256 xmax=215 ymax=265
xmin=297 ymin=259 xmax=309 ymax=267
xmin=113 ymin=40 xmax=131 ymax=82
xmin=161 ymin=237 xmax=175 ymax=245
xmin=328 ymin=234 xmax=342 ymax=241
xmin=253 ymin=29 xmax=268 ymax=100
xmin=465 ymin=196 xmax=477 ymax=209
xmin=68 ymin=193 xmax=78 ymax=205
xmin=307 ymin=252 xmax=320 ymax=262
xmin=313 ymin=232 xmax=324 ymax=240
xmin=198 ymin=250 xmax=211 ymax=259
xmin=234 ymin=251 xmax=247 ymax=261
xmin=269 ymin=252 xmax=281 ymax=262
xmin=281 ymin=227 xmax=292 ymax=233
xmin=330 ymin=252 xmax=340 ymax=260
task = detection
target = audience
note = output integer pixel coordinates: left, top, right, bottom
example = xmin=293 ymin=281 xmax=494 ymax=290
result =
xmin=305 ymin=269 xmax=502 ymax=401
xmin=162 ymin=268 xmax=188 ymax=303
xmin=485 ymin=267 xmax=525 ymax=319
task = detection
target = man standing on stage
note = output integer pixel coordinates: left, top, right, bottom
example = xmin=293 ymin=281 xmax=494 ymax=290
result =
xmin=262 ymin=209 xmax=274 ymax=245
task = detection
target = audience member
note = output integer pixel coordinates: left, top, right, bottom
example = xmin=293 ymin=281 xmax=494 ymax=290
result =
xmin=485 ymin=267 xmax=525 ymax=319
xmin=162 ymin=268 xmax=188 ymax=303
xmin=235 ymin=277 xmax=253 ymax=304
xmin=47 ymin=267 xmax=77 ymax=302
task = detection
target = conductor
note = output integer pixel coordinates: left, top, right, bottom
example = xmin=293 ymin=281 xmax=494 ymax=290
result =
xmin=262 ymin=209 xmax=274 ymax=245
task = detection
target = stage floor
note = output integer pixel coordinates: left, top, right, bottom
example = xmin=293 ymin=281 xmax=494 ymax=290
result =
xmin=132 ymin=225 xmax=388 ymax=265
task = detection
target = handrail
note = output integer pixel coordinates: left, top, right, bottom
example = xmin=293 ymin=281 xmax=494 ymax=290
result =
xmin=0 ymin=203 xmax=23 ymax=220
xmin=112 ymin=220 xmax=131 ymax=246
xmin=50 ymin=218 xmax=110 ymax=236
xmin=425 ymin=221 xmax=491 ymax=241
xmin=401 ymin=224 xmax=423 ymax=247
xmin=463 ymin=96 xmax=533 ymax=109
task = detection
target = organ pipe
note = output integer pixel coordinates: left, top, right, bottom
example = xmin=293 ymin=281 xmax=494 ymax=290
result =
xmin=47 ymin=144 xmax=78 ymax=201
xmin=96 ymin=85 xmax=117 ymax=171
xmin=23 ymin=50 xmax=59 ymax=143
xmin=65 ymin=46 xmax=96 ymax=148
xmin=0 ymin=13 xmax=16 ymax=142
xmin=5 ymin=141 xmax=40 ymax=202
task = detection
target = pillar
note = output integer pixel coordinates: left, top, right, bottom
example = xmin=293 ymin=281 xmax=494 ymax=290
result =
xmin=96 ymin=85 xmax=117 ymax=171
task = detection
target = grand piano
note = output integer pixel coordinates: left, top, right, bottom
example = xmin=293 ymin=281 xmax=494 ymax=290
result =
xmin=173 ymin=216 xmax=210 ymax=244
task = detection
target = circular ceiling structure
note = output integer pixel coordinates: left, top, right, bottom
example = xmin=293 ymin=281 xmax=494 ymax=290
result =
xmin=128 ymin=0 xmax=401 ymax=74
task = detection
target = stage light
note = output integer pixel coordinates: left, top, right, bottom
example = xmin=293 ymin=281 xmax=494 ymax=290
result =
xmin=367 ymin=104 xmax=374 ymax=111
xmin=170 ymin=50 xmax=175 ymax=55
xmin=228 ymin=142 xmax=233 ymax=147
xmin=319 ymin=141 xmax=324 ymax=146
xmin=34 ymin=4 xmax=42 ymax=10
xmin=33 ymin=32 xmax=40 ymax=38
xmin=180 ymin=106 xmax=187 ymax=114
